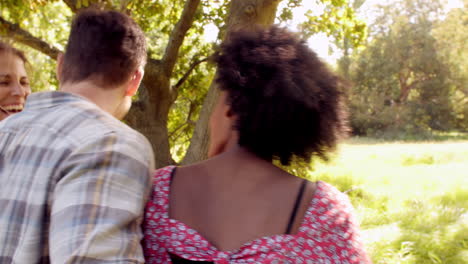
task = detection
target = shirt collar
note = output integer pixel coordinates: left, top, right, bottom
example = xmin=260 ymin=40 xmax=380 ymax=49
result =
xmin=24 ymin=91 xmax=91 ymax=110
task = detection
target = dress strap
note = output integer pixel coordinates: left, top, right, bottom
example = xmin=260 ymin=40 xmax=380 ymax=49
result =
xmin=285 ymin=179 xmax=308 ymax=234
xmin=170 ymin=166 xmax=178 ymax=186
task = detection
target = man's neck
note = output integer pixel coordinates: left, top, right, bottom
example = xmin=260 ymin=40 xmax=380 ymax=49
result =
xmin=59 ymin=80 xmax=123 ymax=117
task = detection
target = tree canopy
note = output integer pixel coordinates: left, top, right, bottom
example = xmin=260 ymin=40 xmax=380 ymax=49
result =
xmin=346 ymin=0 xmax=467 ymax=137
xmin=0 ymin=0 xmax=367 ymax=167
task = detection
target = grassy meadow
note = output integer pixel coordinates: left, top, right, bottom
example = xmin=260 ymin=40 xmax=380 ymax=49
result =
xmin=308 ymin=138 xmax=468 ymax=264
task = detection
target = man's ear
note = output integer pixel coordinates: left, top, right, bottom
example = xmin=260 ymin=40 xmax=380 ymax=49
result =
xmin=56 ymin=52 xmax=64 ymax=82
xmin=225 ymin=106 xmax=238 ymax=128
xmin=125 ymin=68 xmax=144 ymax=96
xmin=221 ymin=98 xmax=237 ymax=132
xmin=223 ymin=96 xmax=235 ymax=119
xmin=226 ymin=106 xmax=235 ymax=118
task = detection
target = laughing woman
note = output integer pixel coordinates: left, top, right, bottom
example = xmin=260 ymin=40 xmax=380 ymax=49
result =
xmin=0 ymin=42 xmax=31 ymax=121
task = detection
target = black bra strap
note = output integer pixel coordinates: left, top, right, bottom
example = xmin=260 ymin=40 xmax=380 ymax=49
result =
xmin=286 ymin=179 xmax=307 ymax=234
xmin=170 ymin=167 xmax=177 ymax=187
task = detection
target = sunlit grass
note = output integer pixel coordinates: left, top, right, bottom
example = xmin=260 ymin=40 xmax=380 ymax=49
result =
xmin=308 ymin=139 xmax=468 ymax=264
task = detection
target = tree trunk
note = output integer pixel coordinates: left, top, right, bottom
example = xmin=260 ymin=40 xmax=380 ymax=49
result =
xmin=125 ymin=62 xmax=174 ymax=168
xmin=1 ymin=0 xmax=280 ymax=168
xmin=182 ymin=0 xmax=282 ymax=165
xmin=125 ymin=0 xmax=201 ymax=169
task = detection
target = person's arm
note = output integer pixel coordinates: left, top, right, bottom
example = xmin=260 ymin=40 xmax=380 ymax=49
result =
xmin=49 ymin=132 xmax=154 ymax=263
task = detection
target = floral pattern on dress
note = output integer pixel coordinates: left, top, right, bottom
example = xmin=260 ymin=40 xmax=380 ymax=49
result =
xmin=143 ymin=166 xmax=371 ymax=264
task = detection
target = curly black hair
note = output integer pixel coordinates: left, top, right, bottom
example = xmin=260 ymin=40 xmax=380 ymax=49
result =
xmin=214 ymin=25 xmax=348 ymax=166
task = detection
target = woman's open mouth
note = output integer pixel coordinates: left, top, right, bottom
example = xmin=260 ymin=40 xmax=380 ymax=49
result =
xmin=0 ymin=105 xmax=23 ymax=114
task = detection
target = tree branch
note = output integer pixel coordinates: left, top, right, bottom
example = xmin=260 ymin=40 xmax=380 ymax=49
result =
xmin=169 ymin=122 xmax=189 ymax=139
xmin=168 ymin=100 xmax=197 ymax=139
xmin=398 ymin=75 xmax=431 ymax=103
xmin=172 ymin=57 xmax=209 ymax=95
xmin=0 ymin=16 xmax=61 ymax=60
xmin=161 ymin=0 xmax=201 ymax=77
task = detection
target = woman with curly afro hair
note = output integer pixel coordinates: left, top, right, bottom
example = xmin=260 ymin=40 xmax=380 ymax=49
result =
xmin=143 ymin=25 xmax=371 ymax=264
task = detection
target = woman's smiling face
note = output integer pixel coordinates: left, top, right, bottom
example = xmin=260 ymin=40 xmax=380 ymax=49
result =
xmin=0 ymin=51 xmax=31 ymax=119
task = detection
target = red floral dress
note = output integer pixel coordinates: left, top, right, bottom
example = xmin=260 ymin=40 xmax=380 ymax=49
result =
xmin=143 ymin=166 xmax=371 ymax=264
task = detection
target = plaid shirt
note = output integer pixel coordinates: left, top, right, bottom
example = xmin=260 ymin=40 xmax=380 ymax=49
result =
xmin=0 ymin=91 xmax=155 ymax=263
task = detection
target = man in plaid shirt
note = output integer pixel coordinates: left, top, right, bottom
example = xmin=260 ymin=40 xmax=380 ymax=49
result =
xmin=0 ymin=9 xmax=155 ymax=263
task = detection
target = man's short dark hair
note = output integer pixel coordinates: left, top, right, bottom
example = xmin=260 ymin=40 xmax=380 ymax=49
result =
xmin=214 ymin=25 xmax=349 ymax=166
xmin=61 ymin=9 xmax=147 ymax=88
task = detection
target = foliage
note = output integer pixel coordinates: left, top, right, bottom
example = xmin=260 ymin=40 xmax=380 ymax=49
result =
xmin=432 ymin=6 xmax=468 ymax=131
xmin=299 ymin=0 xmax=367 ymax=50
xmin=347 ymin=0 xmax=466 ymax=137
xmin=0 ymin=0 xmax=367 ymax=164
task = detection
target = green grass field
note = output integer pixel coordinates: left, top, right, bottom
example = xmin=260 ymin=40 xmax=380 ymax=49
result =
xmin=309 ymin=138 xmax=468 ymax=264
